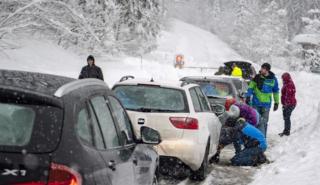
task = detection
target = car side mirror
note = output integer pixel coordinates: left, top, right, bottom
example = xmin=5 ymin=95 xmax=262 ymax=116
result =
xmin=211 ymin=103 xmax=225 ymax=116
xmin=140 ymin=126 xmax=161 ymax=145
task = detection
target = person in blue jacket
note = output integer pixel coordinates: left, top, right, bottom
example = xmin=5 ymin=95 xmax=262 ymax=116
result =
xmin=210 ymin=116 xmax=268 ymax=166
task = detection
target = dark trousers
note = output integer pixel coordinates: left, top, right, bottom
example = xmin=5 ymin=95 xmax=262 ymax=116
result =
xmin=254 ymin=106 xmax=270 ymax=137
xmin=283 ymin=105 xmax=296 ymax=135
xmin=231 ymin=147 xmax=264 ymax=166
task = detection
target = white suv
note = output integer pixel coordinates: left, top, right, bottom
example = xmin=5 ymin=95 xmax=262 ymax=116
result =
xmin=112 ymin=78 xmax=221 ymax=180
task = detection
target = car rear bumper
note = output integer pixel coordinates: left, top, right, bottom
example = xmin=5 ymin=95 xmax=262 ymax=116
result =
xmin=155 ymin=139 xmax=204 ymax=171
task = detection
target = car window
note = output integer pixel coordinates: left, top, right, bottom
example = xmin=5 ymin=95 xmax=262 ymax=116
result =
xmin=202 ymin=82 xmax=233 ymax=98
xmin=0 ymin=103 xmax=35 ymax=147
xmin=114 ymin=85 xmax=188 ymax=113
xmin=231 ymin=79 xmax=242 ymax=91
xmin=76 ymin=108 xmax=93 ymax=145
xmin=108 ymin=96 xmax=134 ymax=145
xmin=90 ymin=96 xmax=121 ymax=149
xmin=190 ymin=88 xmax=202 ymax=112
xmin=76 ymin=107 xmax=105 ymax=150
xmin=195 ymin=87 xmax=211 ymax=112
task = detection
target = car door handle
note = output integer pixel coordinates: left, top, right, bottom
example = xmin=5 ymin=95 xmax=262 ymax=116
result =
xmin=138 ymin=118 xmax=145 ymax=125
xmin=108 ymin=160 xmax=116 ymax=171
xmin=133 ymin=158 xmax=138 ymax=166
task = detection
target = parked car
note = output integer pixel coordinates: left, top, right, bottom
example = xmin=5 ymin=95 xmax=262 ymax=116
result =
xmin=180 ymin=76 xmax=241 ymax=115
xmin=0 ymin=70 xmax=160 ymax=185
xmin=216 ymin=61 xmax=257 ymax=81
xmin=112 ymin=78 xmax=222 ymax=181
xmin=311 ymin=65 xmax=320 ymax=74
xmin=200 ymin=75 xmax=248 ymax=98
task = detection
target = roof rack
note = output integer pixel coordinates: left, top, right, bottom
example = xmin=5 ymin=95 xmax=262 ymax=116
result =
xmin=180 ymin=81 xmax=190 ymax=87
xmin=54 ymin=79 xmax=107 ymax=98
xmin=119 ymin=75 xmax=135 ymax=82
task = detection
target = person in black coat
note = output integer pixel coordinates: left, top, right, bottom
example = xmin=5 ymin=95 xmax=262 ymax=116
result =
xmin=79 ymin=55 xmax=104 ymax=81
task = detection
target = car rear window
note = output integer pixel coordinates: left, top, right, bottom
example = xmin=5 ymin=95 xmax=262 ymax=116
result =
xmin=200 ymin=82 xmax=233 ymax=98
xmin=231 ymin=79 xmax=242 ymax=91
xmin=0 ymin=102 xmax=63 ymax=153
xmin=114 ymin=85 xmax=188 ymax=113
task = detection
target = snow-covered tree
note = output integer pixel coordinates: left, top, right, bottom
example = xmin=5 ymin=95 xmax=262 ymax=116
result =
xmin=0 ymin=0 xmax=164 ymax=55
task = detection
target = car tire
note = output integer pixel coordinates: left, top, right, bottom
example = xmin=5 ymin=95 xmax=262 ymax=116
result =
xmin=152 ymin=169 xmax=159 ymax=185
xmin=189 ymin=141 xmax=210 ymax=181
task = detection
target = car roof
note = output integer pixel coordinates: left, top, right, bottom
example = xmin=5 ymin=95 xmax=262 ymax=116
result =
xmin=114 ymin=78 xmax=198 ymax=90
xmin=0 ymin=70 xmax=109 ymax=103
xmin=0 ymin=70 xmax=75 ymax=96
xmin=180 ymin=76 xmax=238 ymax=84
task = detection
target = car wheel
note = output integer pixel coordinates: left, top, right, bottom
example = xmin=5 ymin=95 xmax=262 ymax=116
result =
xmin=152 ymin=169 xmax=159 ymax=185
xmin=189 ymin=141 xmax=210 ymax=181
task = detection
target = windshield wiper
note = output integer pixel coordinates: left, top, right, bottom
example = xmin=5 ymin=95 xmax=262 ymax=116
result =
xmin=127 ymin=107 xmax=153 ymax=112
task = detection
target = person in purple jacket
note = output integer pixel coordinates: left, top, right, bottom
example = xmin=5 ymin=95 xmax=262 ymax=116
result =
xmin=225 ymin=98 xmax=260 ymax=127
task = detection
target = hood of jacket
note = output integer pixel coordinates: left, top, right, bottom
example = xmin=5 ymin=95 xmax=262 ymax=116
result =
xmin=282 ymin=72 xmax=292 ymax=84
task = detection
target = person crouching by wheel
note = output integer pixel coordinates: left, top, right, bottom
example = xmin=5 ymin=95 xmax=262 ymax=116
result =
xmin=210 ymin=116 xmax=267 ymax=166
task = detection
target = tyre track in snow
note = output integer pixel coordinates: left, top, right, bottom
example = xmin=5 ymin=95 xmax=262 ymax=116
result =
xmin=159 ymin=147 xmax=255 ymax=185
xmin=160 ymin=138 xmax=278 ymax=185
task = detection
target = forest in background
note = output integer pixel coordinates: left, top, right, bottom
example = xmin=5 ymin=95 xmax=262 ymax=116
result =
xmin=1 ymin=0 xmax=319 ymax=70
xmin=0 ymin=0 xmax=164 ymax=56
xmin=166 ymin=0 xmax=320 ymax=70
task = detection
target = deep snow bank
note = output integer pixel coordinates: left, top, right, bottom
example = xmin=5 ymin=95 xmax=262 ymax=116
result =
xmin=250 ymin=72 xmax=320 ymax=185
xmin=146 ymin=19 xmax=242 ymax=67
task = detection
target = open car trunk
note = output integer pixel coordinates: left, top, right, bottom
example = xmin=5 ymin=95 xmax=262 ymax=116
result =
xmin=224 ymin=61 xmax=256 ymax=80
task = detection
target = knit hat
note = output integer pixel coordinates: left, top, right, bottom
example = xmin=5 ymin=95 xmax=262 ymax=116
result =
xmin=261 ymin=63 xmax=271 ymax=71
xmin=87 ymin=55 xmax=95 ymax=62
xmin=225 ymin=98 xmax=236 ymax=111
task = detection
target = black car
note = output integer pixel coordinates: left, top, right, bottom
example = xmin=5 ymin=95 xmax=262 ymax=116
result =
xmin=0 ymin=70 xmax=160 ymax=185
xmin=218 ymin=61 xmax=257 ymax=80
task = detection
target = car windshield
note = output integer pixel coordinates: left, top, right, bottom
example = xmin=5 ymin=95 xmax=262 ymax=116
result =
xmin=200 ymin=82 xmax=234 ymax=98
xmin=0 ymin=102 xmax=62 ymax=153
xmin=114 ymin=85 xmax=188 ymax=112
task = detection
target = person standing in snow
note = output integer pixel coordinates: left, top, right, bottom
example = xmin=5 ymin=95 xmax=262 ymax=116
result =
xmin=231 ymin=63 xmax=243 ymax=77
xmin=245 ymin=63 xmax=279 ymax=137
xmin=279 ymin=72 xmax=297 ymax=137
xmin=79 ymin=55 xmax=104 ymax=81
xmin=210 ymin=116 xmax=267 ymax=166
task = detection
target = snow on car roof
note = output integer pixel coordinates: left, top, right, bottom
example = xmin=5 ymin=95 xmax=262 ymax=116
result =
xmin=181 ymin=75 xmax=245 ymax=82
xmin=115 ymin=78 xmax=198 ymax=89
xmin=0 ymin=69 xmax=75 ymax=96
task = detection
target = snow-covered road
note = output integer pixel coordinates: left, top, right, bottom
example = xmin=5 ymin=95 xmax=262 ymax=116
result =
xmin=160 ymin=146 xmax=255 ymax=185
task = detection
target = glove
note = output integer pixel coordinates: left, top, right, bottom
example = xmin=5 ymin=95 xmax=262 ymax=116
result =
xmin=209 ymin=152 xmax=220 ymax=164
xmin=273 ymin=103 xmax=279 ymax=111
xmin=253 ymin=140 xmax=259 ymax=147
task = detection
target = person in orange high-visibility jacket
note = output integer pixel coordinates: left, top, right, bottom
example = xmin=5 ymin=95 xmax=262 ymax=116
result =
xmin=231 ymin=63 xmax=243 ymax=77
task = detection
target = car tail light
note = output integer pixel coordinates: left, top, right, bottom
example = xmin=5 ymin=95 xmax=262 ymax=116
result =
xmin=13 ymin=163 xmax=82 ymax=185
xmin=169 ymin=117 xmax=198 ymax=130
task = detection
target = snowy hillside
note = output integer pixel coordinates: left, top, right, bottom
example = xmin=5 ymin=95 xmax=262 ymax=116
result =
xmin=1 ymin=19 xmax=320 ymax=185
xmin=148 ymin=19 xmax=242 ymax=67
